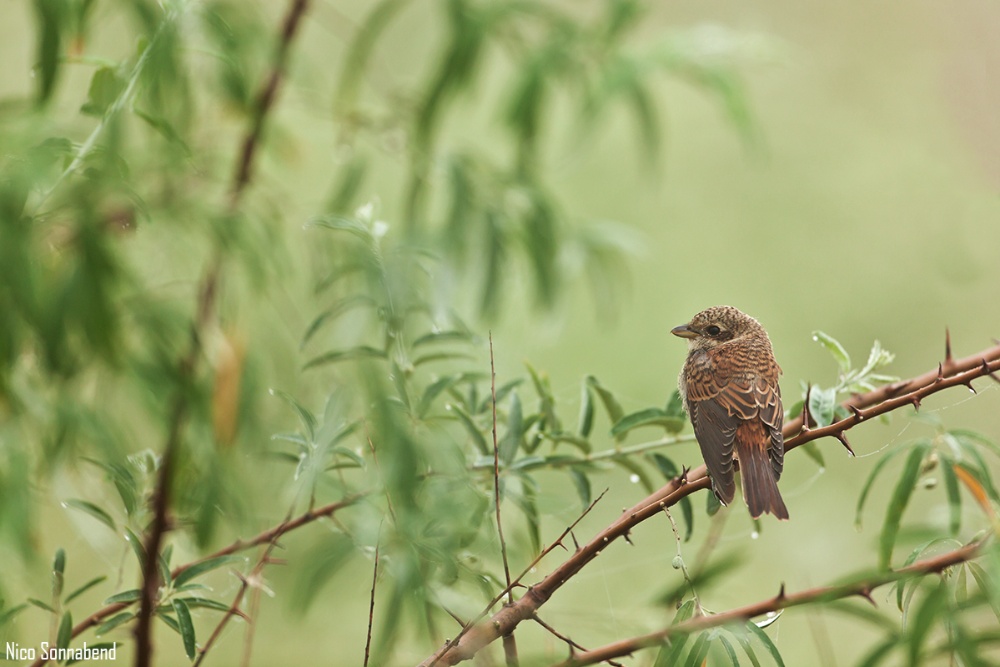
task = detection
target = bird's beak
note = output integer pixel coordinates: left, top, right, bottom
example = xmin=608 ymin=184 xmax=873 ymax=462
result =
xmin=671 ymin=324 xmax=699 ymax=339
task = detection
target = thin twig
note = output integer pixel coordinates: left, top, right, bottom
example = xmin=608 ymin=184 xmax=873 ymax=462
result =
xmin=532 ymin=614 xmax=625 ymax=667
xmin=490 ymin=333 xmax=514 ymax=602
xmin=490 ymin=333 xmax=518 ymax=666
xmin=550 ymin=539 xmax=985 ymax=666
xmin=364 ymin=540 xmax=380 ymax=667
xmin=193 ymin=511 xmax=290 ymax=667
xmin=418 ymin=343 xmax=1000 ymax=666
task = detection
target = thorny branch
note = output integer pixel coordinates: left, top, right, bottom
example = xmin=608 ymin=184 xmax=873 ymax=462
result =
xmin=30 ymin=494 xmax=362 ymax=667
xmin=551 ymin=539 xmax=985 ymax=667
xmin=131 ymin=1 xmax=312 ymax=665
xmin=419 ymin=342 xmax=1000 ymax=666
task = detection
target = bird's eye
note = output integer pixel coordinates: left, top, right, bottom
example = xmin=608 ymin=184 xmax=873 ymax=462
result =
xmin=705 ymin=325 xmax=722 ymax=337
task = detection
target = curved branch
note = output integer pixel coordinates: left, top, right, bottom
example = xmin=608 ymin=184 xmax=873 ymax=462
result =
xmin=553 ymin=539 xmax=984 ymax=666
xmin=420 ymin=343 xmax=1000 ymax=666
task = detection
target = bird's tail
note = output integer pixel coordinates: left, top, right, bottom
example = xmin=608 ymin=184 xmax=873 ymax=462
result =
xmin=736 ymin=439 xmax=789 ymax=520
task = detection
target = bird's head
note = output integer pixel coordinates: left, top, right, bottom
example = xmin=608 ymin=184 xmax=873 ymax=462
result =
xmin=671 ymin=305 xmax=765 ymax=352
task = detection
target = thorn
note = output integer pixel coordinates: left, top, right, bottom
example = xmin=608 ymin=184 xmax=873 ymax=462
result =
xmin=849 ymin=404 xmax=864 ymax=421
xmin=911 ymin=396 xmax=922 ymax=411
xmin=571 ymin=531 xmax=581 ymax=552
xmin=835 ymin=430 xmax=855 ymax=456
xmin=945 ymin=327 xmax=953 ymax=365
xmin=886 ymin=382 xmax=908 ymax=397
xmin=981 ymin=358 xmax=1000 ymax=385
xmin=623 ymin=531 xmax=634 ymax=546
xmin=857 ymin=587 xmax=877 ymax=607
xmin=679 ymin=466 xmax=689 ymax=485
xmin=801 ymin=384 xmax=813 ymax=431
xmin=776 ymin=582 xmax=786 ymax=601
xmin=936 ymin=362 xmax=944 ymax=382
xmin=964 ymin=381 xmax=978 ymax=395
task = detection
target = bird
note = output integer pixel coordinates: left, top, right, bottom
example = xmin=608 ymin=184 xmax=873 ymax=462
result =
xmin=671 ymin=305 xmax=788 ymax=520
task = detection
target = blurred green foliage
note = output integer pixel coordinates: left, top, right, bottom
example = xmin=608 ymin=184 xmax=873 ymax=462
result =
xmin=1 ymin=1 xmax=999 ymax=665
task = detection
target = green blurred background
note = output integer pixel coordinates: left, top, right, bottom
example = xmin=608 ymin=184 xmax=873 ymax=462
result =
xmin=2 ymin=0 xmax=999 ymax=665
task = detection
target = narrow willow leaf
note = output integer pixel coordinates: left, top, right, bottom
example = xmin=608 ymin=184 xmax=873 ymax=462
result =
xmin=498 ymin=392 xmax=523 ymax=465
xmin=510 ymin=475 xmax=541 ymax=554
xmin=611 ymin=408 xmax=685 ymax=437
xmin=269 ymin=389 xmax=317 ymax=441
xmin=103 ymin=589 xmax=141 ymax=604
xmin=812 ymin=331 xmax=851 ymax=373
xmin=967 ymin=562 xmax=1000 ymax=622
xmin=290 ymin=534 xmax=354 ymax=612
xmin=856 ymin=638 xmax=899 ymax=667
xmin=96 ymin=611 xmax=134 ymax=635
xmin=52 ymin=548 xmax=66 ymax=598
xmin=57 ymin=611 xmax=72 ymax=651
xmin=825 ymin=600 xmax=898 ymax=632
xmin=177 ymin=597 xmax=231 ymax=613
xmin=540 ymin=431 xmax=593 ymax=454
xmin=568 ymin=468 xmax=591 ymax=510
xmin=939 ymin=459 xmax=962 ymax=536
xmin=174 ymin=555 xmax=244 ymax=589
xmin=173 ymin=599 xmax=196 ymax=660
xmin=683 ymin=631 xmax=711 ymax=667
xmin=612 ymin=456 xmax=654 ymax=493
xmin=578 ymin=383 xmax=594 ymax=437
xmin=33 ymin=0 xmax=64 ymax=104
xmin=412 ymin=330 xmax=474 ymax=347
xmin=64 ymin=575 xmax=107 ymax=604
xmin=300 ymin=295 xmax=376 ymax=349
xmin=302 ymin=345 xmax=386 ymax=371
xmin=679 ymin=496 xmax=694 ymax=542
xmin=717 ymin=635 xmax=740 ymax=667
xmin=64 ymin=499 xmax=116 ymax=531
xmin=0 ymin=603 xmax=28 ymax=626
xmin=586 ymin=375 xmax=625 ymax=428
xmin=734 ymin=630 xmax=763 ymax=667
xmin=418 ymin=374 xmax=459 ymax=417
xmin=879 ymin=443 xmax=931 ymax=570
xmin=907 ymin=580 xmax=947 ymax=664
xmin=123 ymin=527 xmax=146 ymax=569
xmin=28 ymin=598 xmax=57 ymax=613
xmin=745 ymin=622 xmax=785 ymax=667
xmin=450 ymin=403 xmax=489 ymax=455
xmin=855 ymin=445 xmax=913 ymax=529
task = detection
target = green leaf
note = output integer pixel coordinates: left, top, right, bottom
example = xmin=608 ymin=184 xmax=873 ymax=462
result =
xmin=53 ymin=547 xmax=66 ymax=597
xmin=173 ymin=599 xmax=196 ymax=660
xmin=568 ymin=468 xmax=591 ymax=510
xmin=270 ymin=389 xmax=317 ymax=440
xmin=0 ymin=603 xmax=28 ymax=626
xmin=510 ymin=475 xmax=541 ymax=554
xmin=745 ymin=621 xmax=785 ymax=667
xmin=856 ymin=638 xmax=898 ymax=667
xmin=450 ymin=403 xmax=490 ymax=455
xmin=32 ymin=0 xmax=64 ymax=105
xmin=586 ymin=375 xmax=625 ymax=429
xmin=123 ymin=527 xmax=146 ymax=570
xmin=578 ymin=383 xmax=594 ymax=437
xmin=907 ymin=580 xmax=947 ymax=664
xmin=291 ymin=534 xmax=355 ymax=612
xmin=302 ymin=346 xmax=386 ymax=371
xmin=939 ymin=458 xmax=962 ymax=536
xmin=498 ymin=392 xmax=523 ymax=465
xmin=879 ymin=443 xmax=931 ymax=570
xmin=28 ymin=597 xmax=57 ymax=613
xmin=665 ymin=390 xmax=685 ymax=418
xmin=717 ymin=635 xmax=741 ymax=667
xmin=300 ymin=295 xmax=376 ymax=349
xmin=418 ymin=374 xmax=460 ymax=417
xmin=808 ymin=386 xmax=837 ymax=428
xmin=812 ymin=331 xmax=851 ymax=373
xmin=57 ymin=611 xmax=72 ymax=651
xmin=174 ymin=555 xmax=244 ymax=589
xmin=855 ymin=445 xmax=913 ymax=529
xmin=64 ymin=576 xmax=107 ymax=604
xmin=611 ymin=408 xmax=685 ymax=438
xmin=176 ymin=596 xmax=231 ymax=613
xmin=64 ymin=499 xmax=117 ymax=531
xmin=103 ymin=589 xmax=141 ymax=604
xmin=612 ymin=456 xmax=655 ymax=493
xmin=81 ymin=66 xmax=125 ymax=116
xmin=967 ymin=562 xmax=1000 ymax=623
xmin=683 ymin=631 xmax=711 ymax=667
xmin=96 ymin=611 xmax=134 ymax=635
xmin=734 ymin=629 xmax=763 ymax=667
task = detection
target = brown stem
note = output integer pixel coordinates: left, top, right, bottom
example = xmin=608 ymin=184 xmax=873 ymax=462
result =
xmin=418 ymin=343 xmax=1000 ymax=666
xmin=552 ymin=540 xmax=984 ymax=666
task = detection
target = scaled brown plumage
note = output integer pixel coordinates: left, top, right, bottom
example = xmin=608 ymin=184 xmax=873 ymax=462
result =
xmin=672 ymin=305 xmax=788 ymax=520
